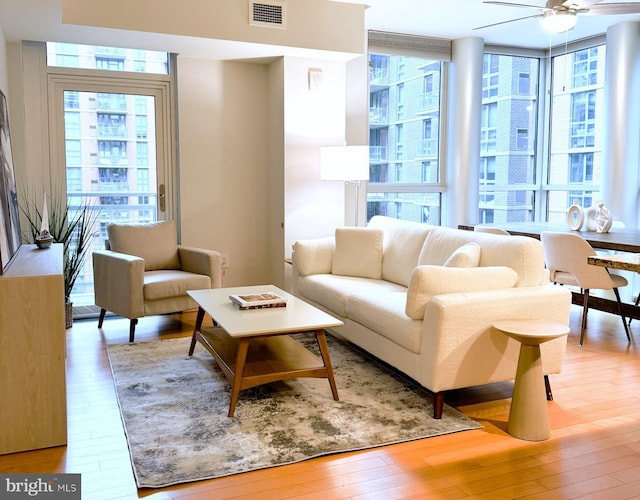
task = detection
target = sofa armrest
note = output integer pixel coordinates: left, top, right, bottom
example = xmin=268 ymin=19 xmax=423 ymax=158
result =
xmin=292 ymin=236 xmax=335 ymax=276
xmin=178 ymin=245 xmax=222 ymax=288
xmin=92 ymin=250 xmax=145 ymax=319
xmin=420 ymin=285 xmax=572 ymax=393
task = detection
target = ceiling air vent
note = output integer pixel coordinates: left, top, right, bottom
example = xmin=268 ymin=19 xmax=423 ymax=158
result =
xmin=249 ymin=1 xmax=286 ymax=29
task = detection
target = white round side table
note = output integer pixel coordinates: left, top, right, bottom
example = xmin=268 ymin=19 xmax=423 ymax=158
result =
xmin=493 ymin=319 xmax=570 ymax=441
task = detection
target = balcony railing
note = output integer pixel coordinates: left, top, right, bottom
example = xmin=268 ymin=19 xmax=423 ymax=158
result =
xmin=370 ymin=146 xmax=388 ymax=162
xmin=96 ymin=181 xmax=130 ymax=192
xmin=418 ymin=92 xmax=440 ymax=112
xmin=98 ymin=126 xmax=128 ymax=138
xmin=369 ymin=107 xmax=389 ymax=125
xmin=369 ymin=68 xmax=389 ymax=86
xmin=417 ymin=139 xmax=438 ymax=158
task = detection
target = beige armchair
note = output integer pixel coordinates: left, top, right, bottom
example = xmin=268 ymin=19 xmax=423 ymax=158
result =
xmin=92 ymin=220 xmax=222 ymax=342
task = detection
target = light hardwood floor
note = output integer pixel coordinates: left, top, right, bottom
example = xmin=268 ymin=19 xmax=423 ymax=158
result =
xmin=1 ymin=305 xmax=639 ymax=500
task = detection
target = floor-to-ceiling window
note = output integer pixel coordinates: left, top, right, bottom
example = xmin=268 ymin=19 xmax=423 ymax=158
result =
xmin=480 ymin=41 xmax=606 ymax=224
xmin=546 ymin=45 xmax=605 ymax=222
xmin=479 ymin=53 xmax=540 ymax=224
xmin=367 ymin=52 xmax=445 ymax=224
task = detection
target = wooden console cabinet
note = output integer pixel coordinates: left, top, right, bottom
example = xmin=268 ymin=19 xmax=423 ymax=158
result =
xmin=0 ymin=244 xmax=67 ymax=454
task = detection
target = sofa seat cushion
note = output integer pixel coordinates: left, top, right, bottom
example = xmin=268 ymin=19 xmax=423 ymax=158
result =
xmin=345 ymin=292 xmax=422 ymax=354
xmin=143 ymin=270 xmax=211 ymax=301
xmin=297 ymin=274 xmax=406 ymax=317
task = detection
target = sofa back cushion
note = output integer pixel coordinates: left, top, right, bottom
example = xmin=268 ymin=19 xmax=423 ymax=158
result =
xmin=368 ymin=215 xmax=432 ymax=286
xmin=293 ymin=236 xmax=335 ymax=276
xmin=405 ymin=265 xmax=519 ymax=319
xmin=332 ymin=227 xmax=383 ymax=279
xmin=417 ymin=226 xmax=546 ymax=287
xmin=107 ymin=221 xmax=181 ymax=271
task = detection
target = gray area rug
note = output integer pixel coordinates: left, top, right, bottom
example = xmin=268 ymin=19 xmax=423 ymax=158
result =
xmin=107 ymin=334 xmax=482 ymax=488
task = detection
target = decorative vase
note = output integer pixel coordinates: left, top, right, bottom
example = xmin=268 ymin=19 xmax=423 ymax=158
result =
xmin=65 ymin=301 xmax=73 ymax=329
xmin=566 ymin=200 xmax=584 ymax=231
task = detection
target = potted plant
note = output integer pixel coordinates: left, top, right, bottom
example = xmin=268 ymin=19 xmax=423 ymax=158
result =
xmin=21 ymin=191 xmax=100 ymax=328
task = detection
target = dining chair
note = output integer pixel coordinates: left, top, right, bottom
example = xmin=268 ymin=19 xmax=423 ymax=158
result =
xmin=474 ymin=225 xmax=510 ymax=235
xmin=540 ymin=231 xmax=632 ymax=346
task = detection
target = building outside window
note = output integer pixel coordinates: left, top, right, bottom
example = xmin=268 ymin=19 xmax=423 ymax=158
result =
xmin=47 ymin=42 xmax=168 ymax=74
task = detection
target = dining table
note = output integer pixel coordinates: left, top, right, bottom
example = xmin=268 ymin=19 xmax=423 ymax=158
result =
xmin=459 ymin=222 xmax=640 ymax=320
xmin=458 ymin=222 xmax=640 ymax=253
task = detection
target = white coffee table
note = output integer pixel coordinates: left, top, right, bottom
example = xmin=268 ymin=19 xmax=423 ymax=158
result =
xmin=187 ymin=285 xmax=344 ymax=417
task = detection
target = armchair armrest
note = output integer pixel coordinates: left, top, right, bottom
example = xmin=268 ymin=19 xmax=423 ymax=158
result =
xmin=178 ymin=246 xmax=222 ymax=288
xmin=92 ymin=250 xmax=145 ymax=319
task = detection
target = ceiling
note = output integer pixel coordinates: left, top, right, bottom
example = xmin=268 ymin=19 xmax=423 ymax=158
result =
xmin=0 ymin=0 xmax=639 ymax=59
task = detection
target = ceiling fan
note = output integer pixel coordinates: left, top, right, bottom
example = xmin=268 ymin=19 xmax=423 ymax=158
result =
xmin=475 ymin=0 xmax=640 ymax=33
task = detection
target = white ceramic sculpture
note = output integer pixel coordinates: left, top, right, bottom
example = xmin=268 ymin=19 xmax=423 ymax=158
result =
xmin=595 ymin=201 xmax=613 ymax=233
xmin=580 ymin=200 xmax=613 ymax=233
xmin=566 ymin=200 xmax=584 ymax=231
xmin=584 ymin=202 xmax=598 ymax=232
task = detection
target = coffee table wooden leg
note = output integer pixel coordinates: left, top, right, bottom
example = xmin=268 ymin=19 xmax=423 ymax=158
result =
xmin=315 ymin=329 xmax=339 ymax=401
xmin=228 ymin=338 xmax=250 ymax=417
xmin=188 ymin=306 xmax=206 ymax=356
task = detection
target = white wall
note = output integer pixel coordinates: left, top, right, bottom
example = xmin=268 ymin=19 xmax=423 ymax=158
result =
xmin=177 ymin=56 xmax=273 ymax=287
xmin=283 ymin=57 xmax=347 ymax=257
xmin=177 ymin=55 xmax=352 ymax=289
xmin=61 ymin=0 xmax=365 ymax=57
xmin=0 ymin=25 xmax=7 ymax=95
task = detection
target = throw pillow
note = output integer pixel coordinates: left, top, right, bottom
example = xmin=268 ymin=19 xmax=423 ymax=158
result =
xmin=405 ymin=265 xmax=518 ymax=319
xmin=107 ymin=220 xmax=181 ymax=271
xmin=443 ymin=242 xmax=481 ymax=268
xmin=331 ymin=227 xmax=383 ymax=279
xmin=292 ymin=236 xmax=335 ymax=276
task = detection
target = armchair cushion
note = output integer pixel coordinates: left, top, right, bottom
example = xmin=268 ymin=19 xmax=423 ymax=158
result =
xmin=107 ymin=221 xmax=181 ymax=271
xmin=143 ymin=270 xmax=211 ymax=301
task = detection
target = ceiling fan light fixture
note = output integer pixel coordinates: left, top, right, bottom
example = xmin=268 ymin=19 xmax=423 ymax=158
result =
xmin=542 ymin=9 xmax=577 ymax=33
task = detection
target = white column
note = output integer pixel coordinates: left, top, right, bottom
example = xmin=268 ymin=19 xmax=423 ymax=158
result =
xmin=444 ymin=37 xmax=484 ymax=228
xmin=602 ymin=21 xmax=640 ymax=228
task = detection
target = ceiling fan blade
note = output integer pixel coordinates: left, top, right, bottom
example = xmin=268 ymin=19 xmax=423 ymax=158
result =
xmin=567 ymin=0 xmax=604 ymax=8
xmin=474 ymin=13 xmax=544 ymax=30
xmin=483 ymin=1 xmax=547 ymax=11
xmin=581 ymin=3 xmax=640 ymax=15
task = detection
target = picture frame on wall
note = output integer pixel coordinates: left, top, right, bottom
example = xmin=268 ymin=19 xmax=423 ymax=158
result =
xmin=0 ymin=89 xmax=22 ymax=275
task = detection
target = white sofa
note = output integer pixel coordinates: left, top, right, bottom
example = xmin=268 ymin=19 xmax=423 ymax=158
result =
xmin=292 ymin=216 xmax=572 ymax=418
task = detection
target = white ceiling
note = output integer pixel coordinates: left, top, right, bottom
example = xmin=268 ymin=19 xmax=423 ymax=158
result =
xmin=0 ymin=0 xmax=639 ymax=58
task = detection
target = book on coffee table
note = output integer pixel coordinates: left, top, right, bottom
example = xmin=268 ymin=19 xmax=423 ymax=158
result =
xmin=229 ymin=292 xmax=287 ymax=310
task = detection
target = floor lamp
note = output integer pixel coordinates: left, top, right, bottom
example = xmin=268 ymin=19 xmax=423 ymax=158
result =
xmin=320 ymin=146 xmax=369 ymax=226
